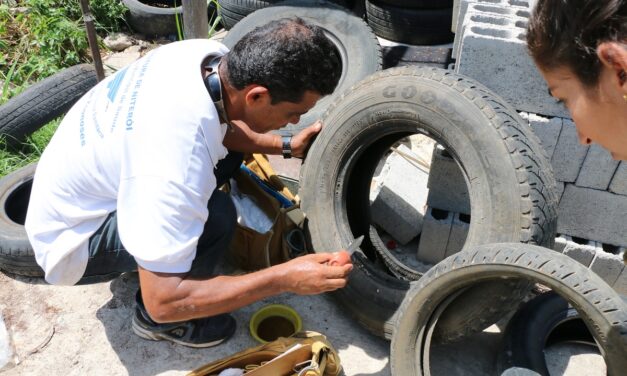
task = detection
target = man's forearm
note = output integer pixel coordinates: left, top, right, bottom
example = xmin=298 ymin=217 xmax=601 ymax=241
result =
xmin=222 ymin=121 xmax=282 ymax=154
xmin=139 ymin=265 xmax=288 ymax=323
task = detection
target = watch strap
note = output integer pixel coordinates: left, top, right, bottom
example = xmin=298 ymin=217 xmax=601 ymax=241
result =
xmin=282 ymin=135 xmax=292 ymax=159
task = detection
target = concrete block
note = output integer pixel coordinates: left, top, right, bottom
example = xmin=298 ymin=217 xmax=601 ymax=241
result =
xmin=575 ymin=145 xmax=620 ymax=190
xmin=551 ymin=119 xmax=589 ymax=182
xmin=553 ymin=235 xmax=568 ymax=253
xmin=589 ymin=251 xmax=624 ymax=287
xmin=455 ymin=8 xmax=569 ymax=118
xmin=453 ymin=0 xmax=534 ymax=56
xmin=612 ymin=267 xmax=627 ymax=296
xmin=444 ymin=212 xmax=471 ymax=257
xmin=417 ymin=207 xmax=453 ymax=264
xmin=609 ymin=162 xmax=627 ymax=195
xmin=561 ymin=235 xmax=596 ymax=267
xmin=427 ymin=146 xmax=471 ymax=214
xmin=371 ymin=145 xmax=429 ymax=244
xmin=555 ymin=181 xmax=565 ymax=203
xmin=558 ymin=185 xmax=627 ymax=247
xmin=528 ymin=114 xmax=563 ymax=159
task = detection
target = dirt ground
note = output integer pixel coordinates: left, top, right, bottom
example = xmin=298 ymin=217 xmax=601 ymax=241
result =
xmin=0 ymin=269 xmax=391 ymax=376
xmin=0 ymin=266 xmax=607 ymax=376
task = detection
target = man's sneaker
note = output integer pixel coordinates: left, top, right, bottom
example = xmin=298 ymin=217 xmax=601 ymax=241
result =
xmin=132 ymin=290 xmax=236 ymax=348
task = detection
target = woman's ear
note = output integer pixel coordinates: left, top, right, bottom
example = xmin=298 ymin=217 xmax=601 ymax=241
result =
xmin=597 ymin=42 xmax=627 ymax=93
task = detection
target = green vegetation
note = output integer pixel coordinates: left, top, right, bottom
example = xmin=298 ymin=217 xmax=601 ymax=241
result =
xmin=0 ymin=120 xmax=59 ymax=178
xmin=0 ymin=0 xmax=223 ymax=178
xmin=0 ymin=0 xmax=127 ymax=102
xmin=0 ymin=0 xmax=125 ymax=177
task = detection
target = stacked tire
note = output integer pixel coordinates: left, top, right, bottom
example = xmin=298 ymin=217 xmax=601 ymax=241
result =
xmin=122 ymin=0 xmax=219 ymax=37
xmin=217 ymin=0 xmax=348 ymax=29
xmin=365 ymin=0 xmax=455 ymax=45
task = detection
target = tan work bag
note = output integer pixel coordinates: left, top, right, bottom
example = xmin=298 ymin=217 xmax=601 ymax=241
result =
xmin=225 ymin=154 xmax=307 ymax=271
xmin=186 ymin=331 xmax=341 ymax=376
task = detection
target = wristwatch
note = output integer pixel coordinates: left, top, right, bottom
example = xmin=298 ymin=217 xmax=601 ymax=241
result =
xmin=282 ymin=135 xmax=292 ymax=159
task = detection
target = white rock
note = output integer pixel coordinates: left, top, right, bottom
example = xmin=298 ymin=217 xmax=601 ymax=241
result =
xmin=103 ymin=32 xmax=135 ymax=52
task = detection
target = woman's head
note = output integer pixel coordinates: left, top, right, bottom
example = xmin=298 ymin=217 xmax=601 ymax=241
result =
xmin=527 ymin=0 xmax=627 ymax=159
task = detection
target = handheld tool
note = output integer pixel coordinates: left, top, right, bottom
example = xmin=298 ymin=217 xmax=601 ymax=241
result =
xmin=346 ymin=235 xmax=364 ymax=255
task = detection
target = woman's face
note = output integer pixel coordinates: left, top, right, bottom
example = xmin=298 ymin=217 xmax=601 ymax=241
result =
xmin=539 ymin=63 xmax=627 ymax=160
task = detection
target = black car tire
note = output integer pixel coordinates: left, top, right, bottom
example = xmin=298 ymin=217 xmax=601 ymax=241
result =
xmin=299 ymin=66 xmax=559 ymax=340
xmin=498 ymin=291 xmax=602 ymax=375
xmin=0 ymin=163 xmax=42 ymax=277
xmin=391 ymin=243 xmax=627 ymax=376
xmin=374 ymin=0 xmax=453 ymax=8
xmin=366 ymin=1 xmax=454 ymax=45
xmin=0 ymin=64 xmax=97 ymax=149
xmin=122 ymin=0 xmax=219 ymax=37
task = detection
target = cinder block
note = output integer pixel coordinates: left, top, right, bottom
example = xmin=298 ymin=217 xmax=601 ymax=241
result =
xmin=553 ymin=235 xmax=568 ymax=253
xmin=444 ymin=212 xmax=470 ymax=257
xmin=612 ymin=267 xmax=627 ymax=296
xmin=426 ymin=146 xmax=470 ymax=214
xmin=455 ymin=8 xmax=569 ymax=118
xmin=575 ymin=145 xmax=620 ymax=190
xmin=558 ymin=185 xmax=627 ymax=247
xmin=561 ymin=235 xmax=596 ymax=267
xmin=551 ymin=119 xmax=589 ymax=182
xmin=609 ymin=162 xmax=627 ymax=195
xmin=589 ymin=251 xmax=624 ymax=287
xmin=371 ymin=145 xmax=429 ymax=244
xmin=417 ymin=207 xmax=453 ymax=264
xmin=527 ymin=114 xmax=563 ymax=159
xmin=453 ymin=0 xmax=534 ymax=56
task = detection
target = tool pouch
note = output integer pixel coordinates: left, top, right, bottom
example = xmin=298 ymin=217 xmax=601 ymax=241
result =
xmin=225 ymin=154 xmax=307 ymax=271
xmin=186 ymin=331 xmax=341 ymax=376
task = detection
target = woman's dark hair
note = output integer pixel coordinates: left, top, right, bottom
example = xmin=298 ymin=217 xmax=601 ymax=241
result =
xmin=225 ymin=17 xmax=342 ymax=104
xmin=527 ymin=0 xmax=626 ymax=87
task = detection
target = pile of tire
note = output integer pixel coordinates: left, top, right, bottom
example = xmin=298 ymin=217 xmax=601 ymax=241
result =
xmin=365 ymin=0 xmax=455 ymax=45
xmin=299 ymin=65 xmax=560 ymax=341
xmin=390 ymin=243 xmax=627 ymax=375
xmin=216 ymin=0 xmax=350 ymax=30
xmin=122 ymin=0 xmax=218 ymax=37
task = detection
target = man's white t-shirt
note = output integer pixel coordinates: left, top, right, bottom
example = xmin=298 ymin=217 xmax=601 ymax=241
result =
xmin=25 ymin=39 xmax=230 ymax=285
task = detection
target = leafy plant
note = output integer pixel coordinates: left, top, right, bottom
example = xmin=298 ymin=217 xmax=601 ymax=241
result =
xmin=0 ymin=0 xmax=128 ymax=103
xmin=0 ymin=119 xmax=59 ymax=178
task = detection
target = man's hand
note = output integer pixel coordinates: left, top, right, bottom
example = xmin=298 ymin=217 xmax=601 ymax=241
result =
xmin=291 ymin=121 xmax=322 ymax=158
xmin=276 ymin=252 xmax=353 ymax=295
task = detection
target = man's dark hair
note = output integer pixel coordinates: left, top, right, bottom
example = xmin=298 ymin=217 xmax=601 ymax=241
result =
xmin=527 ymin=0 xmax=626 ymax=87
xmin=225 ymin=17 xmax=342 ymax=104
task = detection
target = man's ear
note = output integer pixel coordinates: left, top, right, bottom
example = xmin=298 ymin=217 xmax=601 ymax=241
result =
xmin=244 ymin=85 xmax=271 ymax=107
xmin=597 ymin=42 xmax=627 ymax=93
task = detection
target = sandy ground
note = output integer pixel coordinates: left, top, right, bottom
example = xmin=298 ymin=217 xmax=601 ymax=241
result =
xmin=0 ymin=266 xmax=607 ymax=376
xmin=0 ymin=269 xmax=391 ymax=376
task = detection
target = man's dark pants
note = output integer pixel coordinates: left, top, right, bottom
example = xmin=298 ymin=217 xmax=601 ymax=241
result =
xmin=81 ymin=151 xmax=244 ymax=281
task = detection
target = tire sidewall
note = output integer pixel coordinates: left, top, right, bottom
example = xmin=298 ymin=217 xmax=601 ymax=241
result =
xmin=390 ymin=244 xmax=627 ymax=375
xmin=0 ymin=163 xmax=36 ymax=255
xmin=300 ymin=67 xmax=554 ymax=338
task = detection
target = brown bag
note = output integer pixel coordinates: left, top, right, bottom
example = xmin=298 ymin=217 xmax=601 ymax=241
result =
xmin=186 ymin=331 xmax=342 ymax=376
xmin=225 ymin=154 xmax=306 ymax=271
